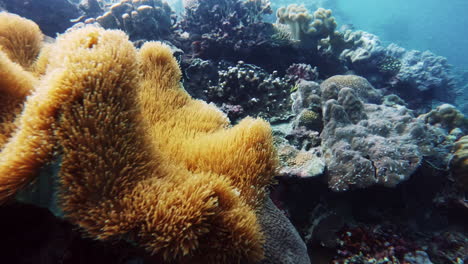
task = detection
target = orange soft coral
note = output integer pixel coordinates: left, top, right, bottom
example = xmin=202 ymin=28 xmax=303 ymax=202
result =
xmin=0 ymin=17 xmax=277 ymax=263
xmin=0 ymin=12 xmax=43 ymax=70
xmin=0 ymin=13 xmax=49 ymax=200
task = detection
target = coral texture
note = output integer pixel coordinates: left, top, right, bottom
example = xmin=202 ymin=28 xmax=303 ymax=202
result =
xmin=0 ymin=18 xmax=280 ymax=263
xmin=84 ymin=0 xmax=174 ymax=41
xmin=178 ymin=0 xmax=276 ymax=64
xmin=320 ymin=75 xmax=454 ymax=191
xmin=285 ymin=63 xmax=319 ymax=83
xmin=450 ymin=135 xmax=468 ymax=190
xmin=290 ymin=80 xmax=322 ymax=115
xmin=339 ymin=30 xmax=381 ymax=67
xmin=384 ymin=44 xmax=455 ymax=93
xmin=320 ymin=75 xmax=381 ymax=103
xmin=276 ymin=5 xmax=336 ymax=47
xmin=184 ymin=59 xmax=293 ymax=122
xmin=0 ymin=12 xmax=43 ymax=69
xmin=258 ymin=197 xmax=311 ymax=264
xmin=0 ymin=13 xmax=48 ymax=199
xmin=418 ymin=103 xmax=468 ymax=133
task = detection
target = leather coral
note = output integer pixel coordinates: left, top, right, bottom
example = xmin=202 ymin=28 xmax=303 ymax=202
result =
xmin=0 ymin=12 xmax=52 ymax=200
xmin=0 ymin=13 xmax=278 ymax=264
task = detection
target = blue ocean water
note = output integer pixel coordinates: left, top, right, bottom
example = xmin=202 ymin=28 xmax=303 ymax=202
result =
xmin=316 ymin=0 xmax=468 ymax=69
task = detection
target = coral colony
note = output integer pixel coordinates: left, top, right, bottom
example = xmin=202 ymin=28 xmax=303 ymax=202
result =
xmin=0 ymin=0 xmax=467 ymax=263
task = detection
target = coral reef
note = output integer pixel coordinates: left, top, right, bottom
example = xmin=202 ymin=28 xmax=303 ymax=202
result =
xmin=275 ymin=5 xmax=336 ymax=48
xmin=0 ymin=0 xmax=81 ymax=36
xmin=338 ymin=30 xmax=382 ymax=69
xmin=178 ymin=0 xmax=277 ymax=63
xmin=340 ymin=38 xmax=456 ymax=112
xmin=331 ymin=225 xmax=429 ymax=264
xmin=290 ymin=80 xmax=322 ymax=115
xmin=452 ymin=69 xmax=468 ymax=115
xmin=0 ymin=16 xmax=301 ymax=263
xmin=0 ymin=13 xmax=43 ymax=70
xmin=315 ymin=26 xmax=457 ymax=113
xmin=2 ymin=2 xmax=468 ymax=263
xmin=77 ymin=0 xmax=103 ymax=18
xmin=277 ymin=143 xmax=324 ymax=178
xmin=384 ymin=44 xmax=456 ymax=109
xmin=258 ymin=197 xmax=311 ymax=264
xmin=385 ymin=44 xmax=455 ymax=92
xmin=320 ymin=74 xmax=382 ymax=103
xmin=83 ymin=0 xmax=175 ymax=41
xmin=419 ymin=103 xmax=468 ymax=133
xmin=285 ymin=63 xmax=319 ymax=83
xmin=450 ymin=135 xmax=468 ymax=190
xmin=295 ymin=110 xmax=322 ymax=131
xmin=183 ymin=59 xmax=294 ymax=122
xmin=320 ymin=75 xmax=455 ymax=191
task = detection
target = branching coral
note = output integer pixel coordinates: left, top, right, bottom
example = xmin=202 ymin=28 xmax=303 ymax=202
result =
xmin=0 ymin=15 xmax=279 ymax=263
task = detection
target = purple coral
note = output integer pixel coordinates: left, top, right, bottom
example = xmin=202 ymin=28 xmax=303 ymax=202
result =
xmin=286 ymin=63 xmax=319 ymax=82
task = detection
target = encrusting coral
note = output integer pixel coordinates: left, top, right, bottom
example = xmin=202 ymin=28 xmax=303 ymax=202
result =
xmin=0 ymin=13 xmax=278 ymax=263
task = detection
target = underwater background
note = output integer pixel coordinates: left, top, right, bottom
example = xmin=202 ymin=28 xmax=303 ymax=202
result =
xmin=0 ymin=0 xmax=467 ymax=263
xmin=311 ymin=0 xmax=468 ymax=69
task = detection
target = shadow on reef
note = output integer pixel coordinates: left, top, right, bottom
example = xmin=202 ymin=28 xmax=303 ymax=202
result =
xmin=271 ymin=161 xmax=468 ymax=264
xmin=0 ymin=202 xmax=156 ymax=264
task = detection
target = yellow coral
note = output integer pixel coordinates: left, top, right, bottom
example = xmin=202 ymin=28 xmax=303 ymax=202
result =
xmin=0 ymin=16 xmax=278 ymax=263
xmin=451 ymin=135 xmax=468 ymax=190
xmin=0 ymin=12 xmax=43 ymax=70
xmin=0 ymin=13 xmax=49 ymax=199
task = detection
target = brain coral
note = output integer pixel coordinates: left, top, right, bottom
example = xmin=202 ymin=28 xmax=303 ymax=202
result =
xmin=0 ymin=16 xmax=283 ymax=263
xmin=320 ymin=74 xmax=381 ymax=103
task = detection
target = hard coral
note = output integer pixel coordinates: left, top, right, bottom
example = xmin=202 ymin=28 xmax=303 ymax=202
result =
xmin=419 ymin=104 xmax=468 ymax=132
xmin=179 ymin=0 xmax=276 ymax=65
xmin=320 ymin=74 xmax=381 ymax=103
xmin=450 ymin=135 xmax=468 ymax=190
xmin=0 ymin=17 xmax=279 ymax=263
xmin=205 ymin=61 xmax=293 ymax=122
xmin=320 ymin=75 xmax=454 ymax=191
